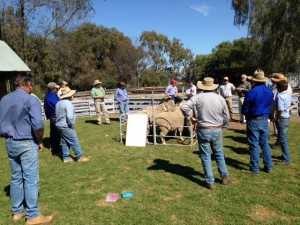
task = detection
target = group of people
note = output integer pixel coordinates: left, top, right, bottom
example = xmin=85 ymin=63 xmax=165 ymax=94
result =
xmin=181 ymin=69 xmax=294 ymax=189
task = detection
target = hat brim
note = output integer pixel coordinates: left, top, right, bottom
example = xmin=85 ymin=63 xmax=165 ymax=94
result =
xmin=271 ymin=77 xmax=287 ymax=83
xmin=60 ymin=90 xmax=76 ymax=99
xmin=197 ymin=81 xmax=219 ymax=90
xmin=247 ymin=76 xmax=269 ymax=83
xmin=54 ymin=85 xmax=60 ymax=88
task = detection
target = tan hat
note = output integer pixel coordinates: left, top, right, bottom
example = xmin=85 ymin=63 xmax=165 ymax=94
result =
xmin=93 ymin=80 xmax=102 ymax=85
xmin=197 ymin=77 xmax=219 ymax=90
xmin=60 ymin=80 xmax=68 ymax=85
xmin=247 ymin=69 xmax=269 ymax=83
xmin=271 ymin=73 xmax=287 ymax=83
xmin=60 ymin=87 xmax=76 ymax=99
xmin=47 ymin=82 xmax=60 ymax=89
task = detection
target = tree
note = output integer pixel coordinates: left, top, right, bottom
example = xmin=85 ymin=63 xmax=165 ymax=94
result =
xmin=139 ymin=31 xmax=171 ymax=73
xmin=231 ymin=0 xmax=300 ymax=73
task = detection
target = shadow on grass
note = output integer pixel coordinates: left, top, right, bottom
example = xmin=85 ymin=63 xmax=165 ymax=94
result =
xmin=225 ymin=135 xmax=248 ymax=144
xmin=4 ymin=185 xmax=10 ymax=197
xmin=147 ymin=159 xmax=208 ymax=188
xmin=224 ymin=145 xmax=249 ymax=155
xmin=225 ymin=156 xmax=249 ymax=170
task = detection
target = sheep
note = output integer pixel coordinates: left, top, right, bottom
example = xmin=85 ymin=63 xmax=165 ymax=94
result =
xmin=136 ymin=100 xmax=176 ymax=143
xmin=155 ymin=106 xmax=185 ymax=145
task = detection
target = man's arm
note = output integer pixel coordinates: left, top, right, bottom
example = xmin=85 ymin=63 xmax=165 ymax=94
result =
xmin=34 ymin=128 xmax=44 ymax=151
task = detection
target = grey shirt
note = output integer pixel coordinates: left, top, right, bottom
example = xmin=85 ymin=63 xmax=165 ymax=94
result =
xmin=181 ymin=92 xmax=229 ymax=127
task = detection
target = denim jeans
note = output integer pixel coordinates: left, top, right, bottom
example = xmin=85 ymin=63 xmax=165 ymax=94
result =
xmin=57 ymin=127 xmax=83 ymax=161
xmin=247 ymin=119 xmax=272 ymax=172
xmin=5 ymin=139 xmax=40 ymax=219
xmin=277 ymin=118 xmax=291 ymax=163
xmin=119 ymin=101 xmax=129 ymax=123
xmin=50 ymin=117 xmax=61 ymax=154
xmin=197 ymin=128 xmax=229 ymax=185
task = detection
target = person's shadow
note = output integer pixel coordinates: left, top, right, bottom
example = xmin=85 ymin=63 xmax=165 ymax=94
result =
xmin=4 ymin=185 xmax=10 ymax=197
xmin=147 ymin=159 xmax=208 ymax=188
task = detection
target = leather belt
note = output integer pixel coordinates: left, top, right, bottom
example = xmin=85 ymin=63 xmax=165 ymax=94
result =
xmin=250 ymin=117 xmax=268 ymax=120
xmin=5 ymin=137 xmax=33 ymax=142
xmin=198 ymin=125 xmax=223 ymax=130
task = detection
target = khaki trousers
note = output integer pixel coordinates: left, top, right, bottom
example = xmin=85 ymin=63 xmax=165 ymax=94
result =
xmin=238 ymin=97 xmax=246 ymax=122
xmin=225 ymin=97 xmax=233 ymax=118
xmin=95 ymin=102 xmax=110 ymax=124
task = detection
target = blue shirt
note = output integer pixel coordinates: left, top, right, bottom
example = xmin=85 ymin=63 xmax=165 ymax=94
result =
xmin=0 ymin=88 xmax=44 ymax=139
xmin=276 ymin=90 xmax=291 ymax=118
xmin=114 ymin=88 xmax=128 ymax=103
xmin=44 ymin=91 xmax=60 ymax=119
xmin=165 ymin=85 xmax=178 ymax=97
xmin=55 ymin=99 xmax=76 ymax=129
xmin=242 ymin=83 xmax=274 ymax=119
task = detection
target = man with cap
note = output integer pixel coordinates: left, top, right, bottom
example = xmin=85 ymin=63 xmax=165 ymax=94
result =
xmin=181 ymin=77 xmax=230 ymax=190
xmin=219 ymin=76 xmax=235 ymax=120
xmin=44 ymin=82 xmax=61 ymax=155
xmin=242 ymin=69 xmax=273 ymax=174
xmin=235 ymin=74 xmax=251 ymax=124
xmin=55 ymin=87 xmax=89 ymax=163
xmin=57 ymin=80 xmax=68 ymax=98
xmin=0 ymin=73 xmax=53 ymax=224
xmin=165 ymin=79 xmax=182 ymax=104
xmin=91 ymin=80 xmax=110 ymax=125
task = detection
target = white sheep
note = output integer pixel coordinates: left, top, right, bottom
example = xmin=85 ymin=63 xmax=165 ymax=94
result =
xmin=155 ymin=105 xmax=185 ymax=145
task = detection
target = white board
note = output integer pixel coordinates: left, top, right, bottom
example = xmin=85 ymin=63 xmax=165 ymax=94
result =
xmin=125 ymin=114 xmax=148 ymax=147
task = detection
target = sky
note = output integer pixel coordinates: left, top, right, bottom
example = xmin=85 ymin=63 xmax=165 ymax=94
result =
xmin=91 ymin=0 xmax=248 ymax=55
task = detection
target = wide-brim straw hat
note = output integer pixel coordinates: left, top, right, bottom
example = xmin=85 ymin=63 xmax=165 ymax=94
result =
xmin=197 ymin=77 xmax=219 ymax=90
xmin=93 ymin=80 xmax=102 ymax=85
xmin=271 ymin=73 xmax=287 ymax=83
xmin=247 ymin=69 xmax=269 ymax=83
xmin=60 ymin=87 xmax=76 ymax=99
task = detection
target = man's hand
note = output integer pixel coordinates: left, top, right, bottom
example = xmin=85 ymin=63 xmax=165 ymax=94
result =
xmin=38 ymin=143 xmax=44 ymax=152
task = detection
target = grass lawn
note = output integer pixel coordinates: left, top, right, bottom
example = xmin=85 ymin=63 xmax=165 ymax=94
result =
xmin=0 ymin=115 xmax=299 ymax=225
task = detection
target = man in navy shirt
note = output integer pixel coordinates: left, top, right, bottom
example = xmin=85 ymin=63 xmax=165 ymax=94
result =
xmin=0 ymin=74 xmax=53 ymax=224
xmin=242 ymin=69 xmax=273 ymax=174
xmin=44 ymin=82 xmax=61 ymax=155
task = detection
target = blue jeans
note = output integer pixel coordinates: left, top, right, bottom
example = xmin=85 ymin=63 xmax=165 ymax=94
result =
xmin=247 ymin=119 xmax=272 ymax=172
xmin=5 ymin=139 xmax=40 ymax=219
xmin=57 ymin=127 xmax=83 ymax=161
xmin=197 ymin=128 xmax=229 ymax=185
xmin=119 ymin=101 xmax=129 ymax=123
xmin=277 ymin=118 xmax=291 ymax=163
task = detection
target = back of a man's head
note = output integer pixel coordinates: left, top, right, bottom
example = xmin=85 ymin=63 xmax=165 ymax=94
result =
xmin=14 ymin=73 xmax=34 ymax=88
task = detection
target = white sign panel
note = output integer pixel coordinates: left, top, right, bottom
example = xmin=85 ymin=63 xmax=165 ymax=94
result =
xmin=125 ymin=114 xmax=148 ymax=147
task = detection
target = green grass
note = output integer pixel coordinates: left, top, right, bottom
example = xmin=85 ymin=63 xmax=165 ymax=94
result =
xmin=0 ymin=116 xmax=300 ymax=225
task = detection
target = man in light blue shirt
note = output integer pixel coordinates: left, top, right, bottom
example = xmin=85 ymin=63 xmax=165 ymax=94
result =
xmin=55 ymin=87 xmax=89 ymax=163
xmin=165 ymin=79 xmax=182 ymax=104
xmin=0 ymin=74 xmax=53 ymax=224
xmin=114 ymin=81 xmax=129 ymax=123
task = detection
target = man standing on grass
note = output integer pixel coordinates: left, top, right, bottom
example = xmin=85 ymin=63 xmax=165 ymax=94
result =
xmin=55 ymin=87 xmax=89 ymax=163
xmin=242 ymin=69 xmax=273 ymax=174
xmin=91 ymin=80 xmax=110 ymax=125
xmin=0 ymin=73 xmax=53 ymax=224
xmin=44 ymin=82 xmax=61 ymax=155
xmin=235 ymin=74 xmax=251 ymax=124
xmin=219 ymin=76 xmax=235 ymax=120
xmin=114 ymin=81 xmax=129 ymax=124
xmin=181 ymin=77 xmax=230 ymax=190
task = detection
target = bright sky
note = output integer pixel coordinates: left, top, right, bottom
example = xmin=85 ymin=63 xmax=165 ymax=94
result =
xmin=91 ymin=0 xmax=248 ymax=56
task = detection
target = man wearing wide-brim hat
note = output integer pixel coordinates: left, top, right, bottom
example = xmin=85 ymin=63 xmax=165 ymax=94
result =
xmin=242 ymin=69 xmax=273 ymax=174
xmin=181 ymin=77 xmax=230 ymax=190
xmin=55 ymin=87 xmax=89 ymax=163
xmin=91 ymin=80 xmax=110 ymax=125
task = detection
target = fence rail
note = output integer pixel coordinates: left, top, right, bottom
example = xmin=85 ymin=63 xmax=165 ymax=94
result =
xmin=41 ymin=95 xmax=300 ymax=121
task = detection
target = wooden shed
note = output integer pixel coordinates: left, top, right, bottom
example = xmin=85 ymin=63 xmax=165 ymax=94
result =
xmin=0 ymin=40 xmax=31 ymax=99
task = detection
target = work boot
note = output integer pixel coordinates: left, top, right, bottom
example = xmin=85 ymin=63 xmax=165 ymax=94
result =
xmin=221 ymin=176 xmax=230 ymax=185
xmin=12 ymin=211 xmax=26 ymax=223
xmin=77 ymin=156 xmax=89 ymax=162
xmin=26 ymin=215 xmax=53 ymax=225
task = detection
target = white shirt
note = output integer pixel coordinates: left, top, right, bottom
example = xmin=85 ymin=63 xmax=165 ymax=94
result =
xmin=219 ymin=83 xmax=235 ymax=97
xmin=185 ymin=85 xmax=197 ymax=97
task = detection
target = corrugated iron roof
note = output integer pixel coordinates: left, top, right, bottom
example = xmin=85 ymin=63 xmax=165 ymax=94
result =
xmin=0 ymin=40 xmax=31 ymax=72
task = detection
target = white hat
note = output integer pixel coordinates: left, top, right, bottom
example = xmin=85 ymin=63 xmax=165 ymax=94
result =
xmin=93 ymin=80 xmax=102 ymax=85
xmin=60 ymin=87 xmax=76 ymax=99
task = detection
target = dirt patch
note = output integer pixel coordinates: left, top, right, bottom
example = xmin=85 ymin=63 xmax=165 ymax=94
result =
xmin=249 ymin=205 xmax=278 ymax=221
